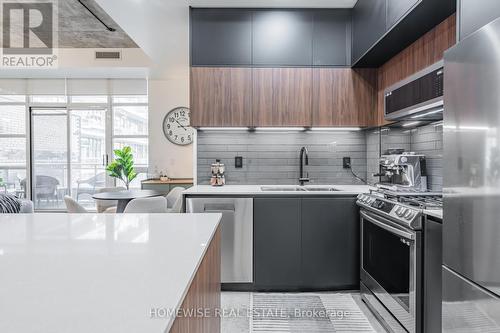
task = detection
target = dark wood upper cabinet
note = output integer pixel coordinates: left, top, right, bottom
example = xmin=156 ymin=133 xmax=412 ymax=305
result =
xmin=312 ymin=10 xmax=351 ymax=66
xmin=386 ymin=0 xmax=420 ymax=29
xmin=191 ymin=9 xmax=252 ymax=66
xmin=312 ymin=68 xmax=376 ymax=127
xmin=190 ymin=67 xmax=252 ymax=127
xmin=253 ymin=68 xmax=312 ymax=126
xmin=459 ymin=0 xmax=500 ymax=40
xmin=352 ymin=0 xmax=387 ymax=65
xmin=252 ymin=11 xmax=314 ymax=66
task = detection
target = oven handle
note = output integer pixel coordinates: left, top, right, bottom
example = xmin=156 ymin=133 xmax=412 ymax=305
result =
xmin=361 ymin=211 xmax=415 ymax=241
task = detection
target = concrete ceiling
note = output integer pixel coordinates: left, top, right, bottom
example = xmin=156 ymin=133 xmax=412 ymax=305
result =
xmin=0 ymin=0 xmax=137 ymax=48
xmin=58 ymin=0 xmax=137 ymax=48
xmin=189 ymin=0 xmax=358 ymax=8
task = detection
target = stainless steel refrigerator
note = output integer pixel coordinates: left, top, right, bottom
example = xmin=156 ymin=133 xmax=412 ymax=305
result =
xmin=443 ymin=17 xmax=500 ymax=332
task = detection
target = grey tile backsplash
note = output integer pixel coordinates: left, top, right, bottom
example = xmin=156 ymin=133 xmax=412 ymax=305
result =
xmin=197 ymin=130 xmax=367 ymax=185
xmin=197 ymin=123 xmax=443 ymax=191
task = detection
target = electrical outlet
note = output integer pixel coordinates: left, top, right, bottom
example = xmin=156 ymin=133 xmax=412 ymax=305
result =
xmin=343 ymin=157 xmax=351 ymax=169
xmin=235 ymin=156 xmax=243 ymax=168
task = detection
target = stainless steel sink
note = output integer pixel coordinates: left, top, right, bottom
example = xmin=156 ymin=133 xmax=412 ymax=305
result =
xmin=260 ymin=186 xmax=307 ymax=192
xmin=304 ymin=186 xmax=339 ymax=192
xmin=260 ymin=185 xmax=339 ymax=192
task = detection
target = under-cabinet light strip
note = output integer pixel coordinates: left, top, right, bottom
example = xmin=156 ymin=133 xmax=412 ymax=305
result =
xmin=197 ymin=127 xmax=248 ymax=131
xmin=197 ymin=127 xmax=363 ymax=132
xmin=309 ymin=127 xmax=362 ymax=131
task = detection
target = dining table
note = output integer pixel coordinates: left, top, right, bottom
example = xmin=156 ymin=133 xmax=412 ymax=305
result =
xmin=92 ymin=189 xmax=164 ymax=213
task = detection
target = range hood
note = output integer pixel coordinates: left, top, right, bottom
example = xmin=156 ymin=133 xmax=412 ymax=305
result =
xmin=384 ymin=61 xmax=444 ymax=121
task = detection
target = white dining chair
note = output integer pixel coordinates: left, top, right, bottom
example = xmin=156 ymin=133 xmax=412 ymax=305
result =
xmin=94 ymin=187 xmax=126 ymax=213
xmin=64 ymin=196 xmax=88 ymax=213
xmin=123 ymin=196 xmax=169 ymax=213
xmin=166 ymin=187 xmax=184 ymax=211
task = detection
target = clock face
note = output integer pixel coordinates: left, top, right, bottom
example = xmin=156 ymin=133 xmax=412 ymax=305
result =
xmin=163 ymin=107 xmax=194 ymax=146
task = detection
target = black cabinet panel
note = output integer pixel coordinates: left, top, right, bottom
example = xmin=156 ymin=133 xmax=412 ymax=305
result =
xmin=301 ymin=198 xmax=359 ymax=289
xmin=253 ymin=11 xmax=313 ymax=66
xmin=352 ymin=0 xmax=387 ymax=64
xmin=312 ymin=10 xmax=350 ymax=66
xmin=386 ymin=0 xmax=420 ymax=29
xmin=254 ymin=198 xmax=301 ymax=290
xmin=191 ymin=9 xmax=252 ymax=66
xmin=459 ymin=0 xmax=500 ymax=40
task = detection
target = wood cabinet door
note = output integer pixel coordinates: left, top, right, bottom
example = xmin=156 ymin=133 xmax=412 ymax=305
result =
xmin=253 ymin=68 xmax=312 ymax=127
xmin=190 ymin=67 xmax=252 ymax=127
xmin=312 ymin=68 xmax=376 ymax=127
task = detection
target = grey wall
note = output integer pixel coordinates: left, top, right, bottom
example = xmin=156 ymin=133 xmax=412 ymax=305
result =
xmin=197 ymin=130 xmax=367 ymax=185
xmin=409 ymin=123 xmax=443 ymax=191
xmin=366 ymin=129 xmax=381 ymax=185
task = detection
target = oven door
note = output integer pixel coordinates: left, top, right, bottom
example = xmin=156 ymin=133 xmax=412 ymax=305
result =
xmin=360 ymin=210 xmax=421 ymax=333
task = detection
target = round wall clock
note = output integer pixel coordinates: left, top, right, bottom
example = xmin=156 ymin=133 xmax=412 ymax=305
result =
xmin=163 ymin=107 xmax=194 ymax=146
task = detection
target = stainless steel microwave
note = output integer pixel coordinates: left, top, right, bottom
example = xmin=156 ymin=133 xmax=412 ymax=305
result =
xmin=384 ymin=61 xmax=444 ymax=121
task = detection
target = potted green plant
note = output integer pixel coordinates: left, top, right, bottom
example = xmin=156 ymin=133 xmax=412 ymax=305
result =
xmin=106 ymin=146 xmax=137 ymax=190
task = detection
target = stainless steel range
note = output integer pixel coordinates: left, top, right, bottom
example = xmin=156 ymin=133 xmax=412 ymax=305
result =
xmin=357 ymin=189 xmax=442 ymax=333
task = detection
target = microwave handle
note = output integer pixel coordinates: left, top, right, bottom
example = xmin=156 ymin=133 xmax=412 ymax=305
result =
xmin=361 ymin=211 xmax=415 ymax=241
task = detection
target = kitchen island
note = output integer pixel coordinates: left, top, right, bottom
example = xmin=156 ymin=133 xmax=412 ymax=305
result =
xmin=0 ymin=213 xmax=221 ymax=333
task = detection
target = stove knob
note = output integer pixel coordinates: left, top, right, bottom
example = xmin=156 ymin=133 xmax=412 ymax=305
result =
xmin=395 ymin=207 xmax=403 ymax=216
xmin=404 ymin=211 xmax=415 ymax=219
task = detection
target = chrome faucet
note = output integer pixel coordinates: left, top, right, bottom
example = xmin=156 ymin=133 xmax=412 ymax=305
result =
xmin=299 ymin=146 xmax=310 ymax=186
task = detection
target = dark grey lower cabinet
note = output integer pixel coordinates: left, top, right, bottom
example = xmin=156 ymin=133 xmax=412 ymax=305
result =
xmin=254 ymin=196 xmax=359 ymax=291
xmin=254 ymin=198 xmax=302 ymax=290
xmin=301 ymin=198 xmax=359 ymax=290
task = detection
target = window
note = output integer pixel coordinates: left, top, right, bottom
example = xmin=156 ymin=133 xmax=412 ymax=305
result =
xmin=0 ymin=99 xmax=27 ymax=198
xmin=0 ymin=79 xmax=148 ymax=209
xmin=70 ymin=95 xmax=108 ymax=104
xmin=30 ymin=95 xmax=67 ymax=104
xmin=112 ymin=95 xmax=148 ymax=188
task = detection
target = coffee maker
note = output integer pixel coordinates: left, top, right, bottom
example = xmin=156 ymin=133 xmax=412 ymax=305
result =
xmin=375 ymin=151 xmax=428 ymax=191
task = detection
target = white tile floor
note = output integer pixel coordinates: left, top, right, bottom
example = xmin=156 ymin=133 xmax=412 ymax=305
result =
xmin=221 ymin=292 xmax=387 ymax=333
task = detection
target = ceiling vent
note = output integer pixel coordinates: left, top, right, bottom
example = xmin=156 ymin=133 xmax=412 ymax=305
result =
xmin=95 ymin=51 xmax=121 ymax=60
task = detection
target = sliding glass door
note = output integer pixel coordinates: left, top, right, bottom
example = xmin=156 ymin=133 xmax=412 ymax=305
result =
xmin=31 ymin=108 xmax=109 ymax=210
xmin=70 ymin=109 xmax=108 ymax=208
xmin=31 ymin=109 xmax=69 ymax=210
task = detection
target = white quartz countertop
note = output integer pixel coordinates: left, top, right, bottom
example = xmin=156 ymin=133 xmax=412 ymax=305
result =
xmin=0 ymin=213 xmax=221 ymax=333
xmin=183 ymin=184 xmax=372 ymax=196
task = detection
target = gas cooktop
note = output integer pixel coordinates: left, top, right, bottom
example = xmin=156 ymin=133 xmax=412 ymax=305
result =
xmin=357 ymin=188 xmax=443 ymax=230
